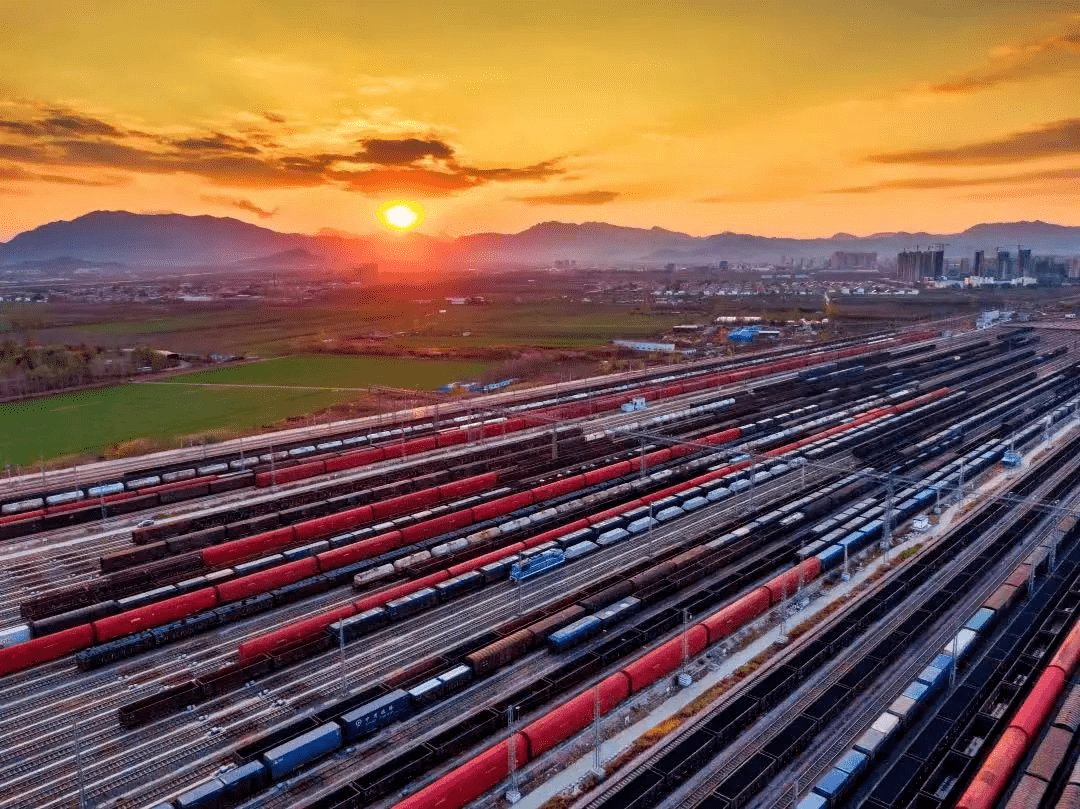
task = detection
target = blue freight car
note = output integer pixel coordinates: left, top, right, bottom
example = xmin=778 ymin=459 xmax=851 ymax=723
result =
xmin=510 ymin=548 xmax=565 ymax=581
xmin=548 ymin=615 xmax=603 ymax=652
xmin=219 ymin=760 xmax=267 ymax=801
xmin=175 ymin=778 xmax=225 ymax=809
xmin=385 ymin=588 xmax=438 ymax=620
xmin=339 ymin=689 xmax=411 ymax=740
xmin=261 ymin=722 xmax=342 ymax=781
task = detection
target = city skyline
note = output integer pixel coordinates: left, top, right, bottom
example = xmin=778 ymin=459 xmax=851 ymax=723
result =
xmin=1 ymin=1 xmax=1079 ymax=241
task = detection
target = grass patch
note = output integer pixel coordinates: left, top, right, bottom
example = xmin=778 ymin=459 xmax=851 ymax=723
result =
xmin=895 ymin=543 xmax=923 ymax=562
xmin=0 ymin=383 xmax=356 ymax=466
xmin=163 ymin=355 xmax=492 ymax=390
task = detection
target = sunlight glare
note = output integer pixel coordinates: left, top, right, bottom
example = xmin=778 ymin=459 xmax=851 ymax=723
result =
xmin=381 ymin=202 xmax=421 ymax=231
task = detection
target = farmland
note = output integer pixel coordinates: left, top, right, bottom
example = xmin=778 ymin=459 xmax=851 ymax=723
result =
xmin=0 ymin=384 xmax=355 ymax=468
xmin=161 ymin=355 xmax=491 ymax=390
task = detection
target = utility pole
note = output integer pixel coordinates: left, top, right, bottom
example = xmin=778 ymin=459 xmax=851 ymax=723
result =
xmin=882 ymin=472 xmax=894 ymax=562
xmin=748 ymin=455 xmax=757 ymax=515
xmin=592 ymin=686 xmax=604 ymax=779
xmin=338 ymin=622 xmax=348 ymax=696
xmin=507 ymin=705 xmax=521 ymax=803
xmin=73 ymin=720 xmax=86 ymax=809
xmin=777 ymin=581 xmax=788 ymax=644
xmin=681 ymin=608 xmax=690 ymax=669
xmin=649 ymin=501 xmax=656 ymax=553
xmin=949 ymin=634 xmax=958 ymax=691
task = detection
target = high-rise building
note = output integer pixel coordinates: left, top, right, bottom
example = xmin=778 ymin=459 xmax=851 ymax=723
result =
xmin=973 ymin=250 xmax=984 ymax=276
xmin=997 ymin=250 xmax=1013 ymax=280
xmin=959 ymin=258 xmax=971 ymax=276
xmin=830 ymin=251 xmax=878 ymax=270
xmin=1018 ymin=248 xmax=1032 ymax=278
xmin=897 ymin=248 xmax=943 ymax=283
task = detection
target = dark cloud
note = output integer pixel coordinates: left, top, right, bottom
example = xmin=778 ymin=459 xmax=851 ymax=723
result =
xmin=469 ymin=160 xmax=564 ymax=182
xmin=353 ymin=137 xmax=455 ymax=166
xmin=333 ymin=166 xmax=480 ymax=195
xmin=171 ymin=133 xmax=261 ymax=154
xmin=867 ymin=119 xmax=1080 ymax=165
xmin=41 ymin=112 xmax=123 ymax=137
xmin=279 ymin=154 xmax=343 ymax=173
xmin=262 ymin=111 xmax=286 ymax=124
xmin=201 ymin=194 xmax=278 ymax=218
xmin=513 ymin=189 xmax=619 ymax=205
xmin=0 ymin=143 xmax=49 ymax=162
xmin=0 ymin=120 xmax=39 ymax=137
xmin=827 ymin=165 xmax=1080 ymax=194
xmin=0 ymin=162 xmax=124 ymax=186
xmin=0 ymin=99 xmax=568 ymax=196
xmin=55 ymin=139 xmax=162 ymax=171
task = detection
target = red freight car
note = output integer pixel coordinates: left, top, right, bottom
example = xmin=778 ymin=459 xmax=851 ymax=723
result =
xmin=202 ymin=526 xmax=298 ymax=567
xmin=624 ymin=626 xmax=708 ymax=694
xmin=0 ymin=624 xmax=95 ymax=676
xmin=701 ymin=588 xmax=772 ymax=644
xmin=394 ymin=735 xmax=528 ymax=809
xmin=215 ymin=558 xmax=318 ymax=603
xmin=238 ymin=603 xmax=357 ymax=663
xmin=93 ymin=588 xmax=218 ymax=643
xmin=522 ymin=672 xmax=630 ymax=758
xmin=314 ymin=532 xmax=402 ymax=569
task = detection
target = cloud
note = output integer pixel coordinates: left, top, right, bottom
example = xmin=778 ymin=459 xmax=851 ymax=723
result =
xmin=867 ymin=118 xmax=1080 ymax=165
xmin=171 ymin=132 xmax=261 ymax=154
xmin=0 ymin=162 xmax=125 ymax=186
xmin=262 ymin=111 xmax=286 ymax=124
xmin=0 ymin=98 xmax=567 ymax=197
xmin=901 ymin=22 xmax=1080 ymax=96
xmin=201 ymin=194 xmax=278 ymax=218
xmin=513 ymin=189 xmax=620 ymax=205
xmin=41 ymin=112 xmax=124 ymax=137
xmin=354 ymin=137 xmax=455 ymax=166
xmin=0 ymin=109 xmax=128 ymax=138
xmin=826 ymin=165 xmax=1080 ymax=194
xmin=469 ymin=160 xmax=564 ymax=182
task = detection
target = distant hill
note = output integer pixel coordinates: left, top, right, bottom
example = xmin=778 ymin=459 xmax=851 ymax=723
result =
xmin=6 ymin=256 xmax=127 ymax=273
xmin=1 ymin=211 xmax=1079 ymax=273
xmin=469 ymin=219 xmax=1080 ymax=265
xmin=227 ymin=248 xmax=324 ymax=270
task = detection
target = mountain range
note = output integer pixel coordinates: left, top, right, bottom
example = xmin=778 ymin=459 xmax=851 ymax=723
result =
xmin=2 ymin=211 xmax=1080 ymax=274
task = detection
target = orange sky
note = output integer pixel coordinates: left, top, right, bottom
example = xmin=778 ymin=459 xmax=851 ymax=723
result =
xmin=0 ymin=1 xmax=1078 ymax=240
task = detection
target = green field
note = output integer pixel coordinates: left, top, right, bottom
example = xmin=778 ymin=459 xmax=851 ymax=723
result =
xmin=0 ymin=384 xmax=355 ymax=467
xmin=163 ymin=355 xmax=491 ymax=389
xmin=0 ymin=298 xmax=685 ymax=355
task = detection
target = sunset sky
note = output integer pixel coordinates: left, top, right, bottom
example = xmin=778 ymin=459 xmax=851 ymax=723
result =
xmin=1 ymin=0 xmax=1078 ymax=240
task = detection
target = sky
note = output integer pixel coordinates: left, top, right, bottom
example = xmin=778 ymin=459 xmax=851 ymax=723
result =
xmin=0 ymin=0 xmax=1078 ymax=240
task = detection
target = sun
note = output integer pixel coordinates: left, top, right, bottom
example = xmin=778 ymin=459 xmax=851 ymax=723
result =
xmin=379 ymin=201 xmax=422 ymax=231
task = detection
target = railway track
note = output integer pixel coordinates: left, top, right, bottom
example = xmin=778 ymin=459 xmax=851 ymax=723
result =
xmin=750 ymin=460 xmax=1080 ymax=808
xmin=0 ymin=466 xmax=832 ymax=809
xmin=581 ymin=429 xmax=1080 ymax=809
xmin=4 ymin=327 xmax=1067 ymax=809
